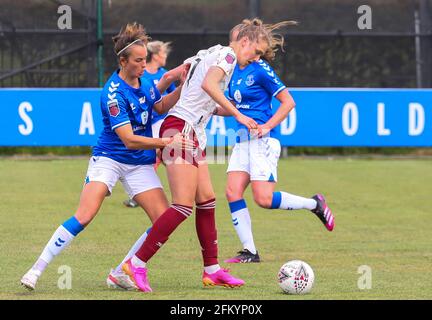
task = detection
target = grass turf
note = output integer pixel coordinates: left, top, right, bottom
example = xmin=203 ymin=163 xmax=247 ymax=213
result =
xmin=0 ymin=157 xmax=431 ymax=300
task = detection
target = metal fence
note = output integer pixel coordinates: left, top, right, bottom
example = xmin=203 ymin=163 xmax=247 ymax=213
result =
xmin=0 ymin=0 xmax=431 ymax=88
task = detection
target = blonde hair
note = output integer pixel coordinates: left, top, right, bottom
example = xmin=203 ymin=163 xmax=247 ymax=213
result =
xmin=146 ymin=41 xmax=172 ymax=62
xmin=230 ymin=18 xmax=298 ymax=61
xmin=112 ymin=22 xmax=149 ymax=59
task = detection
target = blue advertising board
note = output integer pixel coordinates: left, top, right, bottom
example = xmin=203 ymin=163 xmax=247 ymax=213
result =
xmin=1 ymin=88 xmax=431 ymax=147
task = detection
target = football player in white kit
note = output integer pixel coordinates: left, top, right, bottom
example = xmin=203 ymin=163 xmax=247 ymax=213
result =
xmin=120 ymin=20 xmax=272 ymax=292
xmin=215 ymin=19 xmax=335 ymax=264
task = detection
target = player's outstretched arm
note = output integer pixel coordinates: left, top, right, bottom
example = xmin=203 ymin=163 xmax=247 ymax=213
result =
xmin=156 ymin=64 xmax=188 ymax=93
xmin=115 ymin=123 xmax=194 ymax=150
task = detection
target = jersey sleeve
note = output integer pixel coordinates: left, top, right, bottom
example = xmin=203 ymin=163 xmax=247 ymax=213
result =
xmin=257 ymin=61 xmax=287 ymax=97
xmin=214 ymin=47 xmax=237 ymax=76
xmin=102 ymin=91 xmax=131 ymax=130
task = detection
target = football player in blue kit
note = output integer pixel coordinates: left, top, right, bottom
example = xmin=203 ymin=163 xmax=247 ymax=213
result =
xmin=214 ymin=19 xmax=335 ymax=264
xmin=146 ymin=40 xmax=177 ymax=137
xmin=20 ymin=22 xmax=194 ymax=291
xmin=123 ymin=40 xmax=176 ymax=208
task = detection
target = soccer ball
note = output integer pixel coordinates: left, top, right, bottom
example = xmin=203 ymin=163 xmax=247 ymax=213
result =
xmin=277 ymin=260 xmax=315 ymax=294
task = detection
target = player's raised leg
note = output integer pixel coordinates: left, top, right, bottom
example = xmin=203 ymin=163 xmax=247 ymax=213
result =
xmin=21 ymin=181 xmax=107 ymax=290
xmin=196 ymin=162 xmax=245 ymax=287
xmin=252 ymin=182 xmax=335 ymax=231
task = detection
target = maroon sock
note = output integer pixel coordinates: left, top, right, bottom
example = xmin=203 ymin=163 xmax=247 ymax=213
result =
xmin=195 ymin=198 xmax=218 ymax=266
xmin=135 ymin=204 xmax=192 ymax=262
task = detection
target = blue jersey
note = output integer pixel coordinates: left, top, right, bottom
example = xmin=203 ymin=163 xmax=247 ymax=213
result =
xmin=92 ymin=70 xmax=162 ymax=165
xmin=142 ymin=68 xmax=176 ymax=124
xmin=227 ymin=59 xmax=286 ymax=141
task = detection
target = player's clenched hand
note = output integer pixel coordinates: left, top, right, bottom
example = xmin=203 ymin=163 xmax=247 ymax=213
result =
xmin=163 ymin=133 xmax=195 ymax=151
xmin=236 ymin=113 xmax=258 ymax=130
xmin=251 ymin=125 xmax=271 ymax=138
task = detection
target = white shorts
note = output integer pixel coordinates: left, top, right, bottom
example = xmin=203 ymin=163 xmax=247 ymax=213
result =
xmin=152 ymin=119 xmax=164 ymax=138
xmin=227 ymin=137 xmax=281 ymax=182
xmin=85 ymin=156 xmax=162 ymax=198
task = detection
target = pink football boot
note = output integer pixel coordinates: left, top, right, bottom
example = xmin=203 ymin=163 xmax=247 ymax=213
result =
xmin=311 ymin=194 xmax=335 ymax=231
xmin=122 ymin=259 xmax=152 ymax=292
xmin=202 ymin=268 xmax=245 ymax=288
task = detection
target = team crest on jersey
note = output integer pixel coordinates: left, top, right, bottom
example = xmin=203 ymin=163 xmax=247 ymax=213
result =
xmin=234 ymin=89 xmax=242 ymax=103
xmin=150 ymin=87 xmax=156 ymax=100
xmin=140 ymin=111 xmax=149 ymax=125
xmin=108 ymin=100 xmax=120 ymax=117
xmin=246 ymin=74 xmax=255 ymax=86
xmin=225 ymin=53 xmax=235 ymax=64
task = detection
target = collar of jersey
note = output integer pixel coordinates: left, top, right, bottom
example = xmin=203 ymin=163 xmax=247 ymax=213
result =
xmin=114 ymin=69 xmax=142 ymax=92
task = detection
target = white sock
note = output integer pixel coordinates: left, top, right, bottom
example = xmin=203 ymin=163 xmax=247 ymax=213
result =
xmin=33 ymin=225 xmax=75 ymax=274
xmin=229 ymin=200 xmax=257 ymax=255
xmin=131 ymin=255 xmax=147 ymax=268
xmin=115 ymin=229 xmax=150 ymax=273
xmin=272 ymin=191 xmax=317 ymax=210
xmin=204 ymin=264 xmax=220 ymax=274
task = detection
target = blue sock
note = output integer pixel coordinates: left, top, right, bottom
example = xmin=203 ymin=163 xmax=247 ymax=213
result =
xmin=271 ymin=192 xmax=282 ymax=209
xmin=228 ymin=199 xmax=256 ymax=254
xmin=62 ymin=216 xmax=84 ymax=236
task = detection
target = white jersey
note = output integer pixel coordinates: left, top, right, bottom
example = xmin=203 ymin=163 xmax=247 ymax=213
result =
xmin=167 ymin=44 xmax=237 ymax=149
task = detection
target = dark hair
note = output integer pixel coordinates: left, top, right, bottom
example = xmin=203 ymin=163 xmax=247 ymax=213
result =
xmin=112 ymin=22 xmax=149 ymax=59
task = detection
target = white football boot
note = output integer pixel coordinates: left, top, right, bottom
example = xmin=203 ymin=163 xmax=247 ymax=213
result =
xmin=21 ymin=268 xmax=42 ymax=291
xmin=106 ymin=268 xmax=137 ymax=291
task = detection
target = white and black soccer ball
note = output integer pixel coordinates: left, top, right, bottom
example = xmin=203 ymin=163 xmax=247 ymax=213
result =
xmin=277 ymin=260 xmax=315 ymax=294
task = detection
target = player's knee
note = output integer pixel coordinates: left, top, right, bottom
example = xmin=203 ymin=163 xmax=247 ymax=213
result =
xmin=225 ymin=185 xmax=242 ymax=202
xmin=196 ymin=193 xmax=216 ymax=205
xmin=253 ymin=193 xmax=273 ymax=209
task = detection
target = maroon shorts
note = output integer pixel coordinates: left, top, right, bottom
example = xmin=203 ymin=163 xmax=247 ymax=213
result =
xmin=159 ymin=116 xmax=206 ymax=167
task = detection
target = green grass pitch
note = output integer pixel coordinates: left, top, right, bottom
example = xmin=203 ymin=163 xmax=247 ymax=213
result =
xmin=1 ymin=157 xmax=431 ymax=299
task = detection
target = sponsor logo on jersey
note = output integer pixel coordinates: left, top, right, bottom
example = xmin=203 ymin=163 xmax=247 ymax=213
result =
xmin=139 ymin=96 xmax=146 ymax=104
xmin=246 ymin=74 xmax=255 ymax=86
xmin=225 ymin=53 xmax=235 ymax=64
xmin=108 ymin=100 xmax=120 ymax=117
xmin=234 ymin=89 xmax=242 ymax=103
xmin=237 ymin=79 xmax=242 ymax=85
xmin=133 ymin=125 xmax=145 ymax=132
xmin=130 ymin=103 xmax=135 ymax=110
